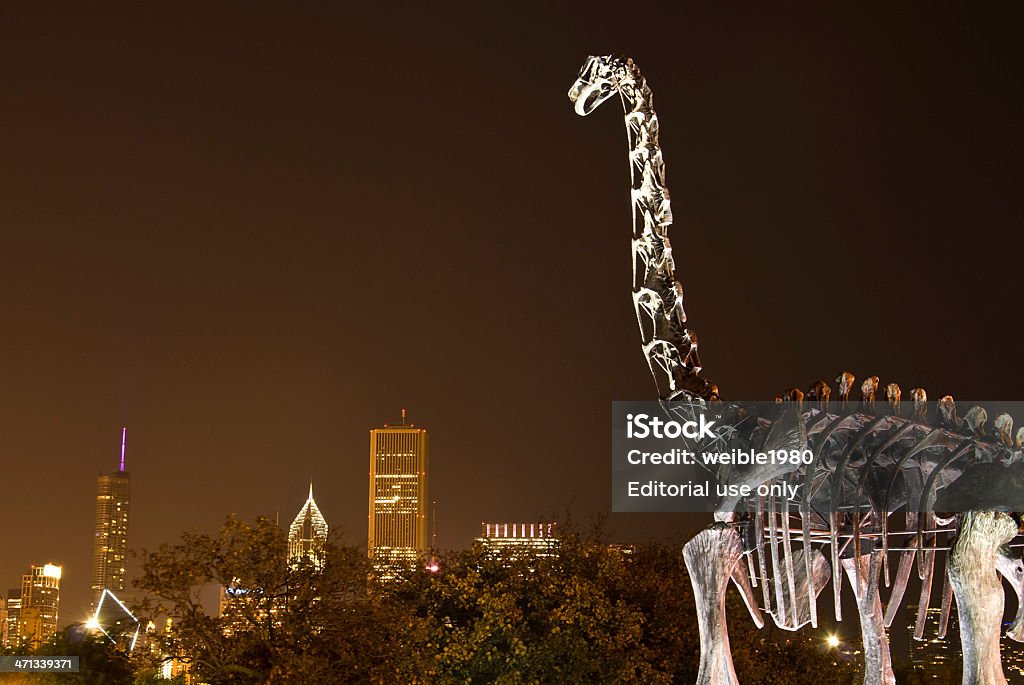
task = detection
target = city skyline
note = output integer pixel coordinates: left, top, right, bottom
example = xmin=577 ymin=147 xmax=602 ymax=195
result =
xmin=1 ymin=3 xmax=1023 ymax=660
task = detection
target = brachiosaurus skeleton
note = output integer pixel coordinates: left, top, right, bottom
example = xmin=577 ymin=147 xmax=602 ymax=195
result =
xmin=570 ymin=55 xmax=1024 ymax=685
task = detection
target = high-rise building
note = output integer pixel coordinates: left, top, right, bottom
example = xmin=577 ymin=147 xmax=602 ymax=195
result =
xmin=476 ymin=522 xmax=559 ymax=560
xmin=19 ymin=563 xmax=61 ymax=647
xmin=218 ymin=576 xmax=286 ymax=638
xmin=0 ymin=594 xmax=7 ymax=647
xmin=91 ymin=427 xmax=131 ymax=609
xmin=288 ymin=484 xmax=329 ymax=566
xmin=368 ymin=411 xmax=429 ymax=573
xmin=3 ymin=590 xmax=20 ymax=648
xmin=157 ymin=618 xmax=191 ymax=681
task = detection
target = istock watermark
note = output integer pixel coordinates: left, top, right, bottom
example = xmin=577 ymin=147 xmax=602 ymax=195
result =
xmin=612 ymin=400 xmax=1024 ymax=514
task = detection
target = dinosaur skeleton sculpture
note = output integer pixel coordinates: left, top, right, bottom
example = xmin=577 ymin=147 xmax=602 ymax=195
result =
xmin=569 ymin=55 xmax=1024 ymax=685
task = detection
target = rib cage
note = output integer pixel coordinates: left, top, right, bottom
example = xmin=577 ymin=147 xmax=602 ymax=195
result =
xmin=704 ymin=388 xmax=1024 ymax=634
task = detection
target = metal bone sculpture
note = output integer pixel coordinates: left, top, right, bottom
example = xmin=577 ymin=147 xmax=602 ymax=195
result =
xmin=569 ymin=54 xmax=1024 ymax=685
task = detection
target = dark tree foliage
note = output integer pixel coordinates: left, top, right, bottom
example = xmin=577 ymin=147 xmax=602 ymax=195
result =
xmin=128 ymin=515 xmax=863 ymax=684
xmin=394 ymin=524 xmax=861 ymax=685
xmin=133 ymin=516 xmax=425 ymax=684
xmin=0 ymin=630 xmax=136 ymax=685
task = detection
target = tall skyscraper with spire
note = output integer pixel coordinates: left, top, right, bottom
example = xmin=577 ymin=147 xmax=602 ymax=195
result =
xmin=91 ymin=427 xmax=131 ymax=609
xmin=368 ymin=410 xmax=429 ymax=573
xmin=288 ymin=484 xmax=328 ymax=565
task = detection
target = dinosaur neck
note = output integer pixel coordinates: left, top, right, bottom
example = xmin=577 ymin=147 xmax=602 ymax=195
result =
xmin=616 ymin=59 xmax=714 ymax=400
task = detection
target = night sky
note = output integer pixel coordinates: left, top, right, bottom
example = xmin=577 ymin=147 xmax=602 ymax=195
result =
xmin=2 ymin=3 xmax=1022 ymax=639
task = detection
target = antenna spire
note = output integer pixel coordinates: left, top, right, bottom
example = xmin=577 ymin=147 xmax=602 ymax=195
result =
xmin=401 ymin=408 xmax=406 ymax=426
xmin=309 ymin=481 xmax=314 ymax=501
xmin=119 ymin=427 xmax=127 ymax=472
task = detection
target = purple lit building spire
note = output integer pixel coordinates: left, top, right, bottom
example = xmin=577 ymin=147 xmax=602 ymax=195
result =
xmin=92 ymin=426 xmax=131 ymax=609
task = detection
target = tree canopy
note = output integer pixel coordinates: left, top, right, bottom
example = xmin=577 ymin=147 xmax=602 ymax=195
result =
xmin=0 ymin=516 xmax=869 ymax=683
xmin=117 ymin=515 xmax=863 ymax=684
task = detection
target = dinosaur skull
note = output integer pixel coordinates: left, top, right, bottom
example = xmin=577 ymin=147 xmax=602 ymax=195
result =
xmin=568 ymin=55 xmax=624 ymax=116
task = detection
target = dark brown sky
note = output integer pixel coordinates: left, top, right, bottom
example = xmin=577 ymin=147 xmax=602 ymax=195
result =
xmin=1 ymin=3 xmax=1022 ymax=627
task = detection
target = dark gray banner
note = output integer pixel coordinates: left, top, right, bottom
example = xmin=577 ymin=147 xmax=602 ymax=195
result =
xmin=613 ymin=400 xmax=1024 ymax=514
xmin=0 ymin=656 xmax=79 ymax=673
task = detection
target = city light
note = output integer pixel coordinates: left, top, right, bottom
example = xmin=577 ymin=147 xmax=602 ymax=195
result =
xmin=826 ymin=634 xmax=841 ymax=649
xmin=88 ymin=589 xmax=140 ymax=650
xmin=42 ymin=563 xmax=62 ymax=579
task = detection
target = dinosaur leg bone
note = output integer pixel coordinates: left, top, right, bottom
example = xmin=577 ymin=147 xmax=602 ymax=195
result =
xmin=684 ymin=524 xmax=749 ymax=685
xmin=949 ymin=511 xmax=1017 ymax=685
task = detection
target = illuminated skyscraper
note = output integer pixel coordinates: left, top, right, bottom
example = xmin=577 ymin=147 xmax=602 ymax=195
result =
xmin=476 ymin=522 xmax=558 ymax=560
xmin=288 ymin=484 xmax=329 ymax=565
xmin=19 ymin=564 xmax=61 ymax=647
xmin=368 ymin=411 xmax=429 ymax=572
xmin=0 ymin=591 xmax=15 ymax=648
xmin=91 ymin=427 xmax=131 ymax=609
